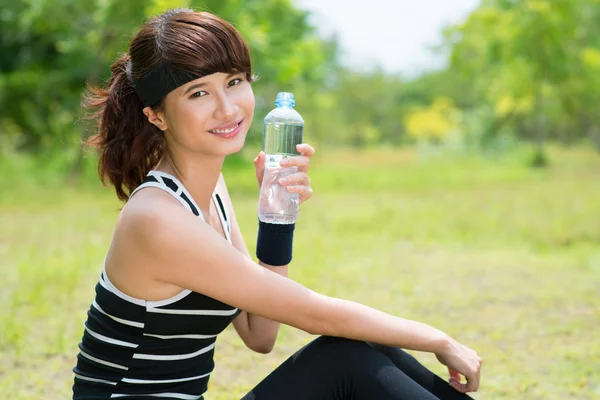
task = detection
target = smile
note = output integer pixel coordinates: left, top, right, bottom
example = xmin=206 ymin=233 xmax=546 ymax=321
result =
xmin=209 ymin=119 xmax=244 ymax=135
xmin=210 ymin=125 xmax=238 ymax=134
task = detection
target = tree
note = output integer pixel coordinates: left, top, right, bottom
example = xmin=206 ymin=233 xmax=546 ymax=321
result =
xmin=444 ymin=0 xmax=600 ymax=161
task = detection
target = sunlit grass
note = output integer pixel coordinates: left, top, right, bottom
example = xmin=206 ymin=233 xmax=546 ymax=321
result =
xmin=1 ymin=146 xmax=599 ymax=399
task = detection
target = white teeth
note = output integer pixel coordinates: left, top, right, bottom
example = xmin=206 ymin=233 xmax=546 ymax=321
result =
xmin=211 ymin=124 xmax=238 ymax=134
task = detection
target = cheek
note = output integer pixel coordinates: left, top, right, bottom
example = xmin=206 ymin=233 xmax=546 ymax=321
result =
xmin=239 ymin=85 xmax=255 ymax=115
xmin=178 ymin=104 xmax=210 ymax=130
xmin=166 ymin=105 xmax=211 ymax=146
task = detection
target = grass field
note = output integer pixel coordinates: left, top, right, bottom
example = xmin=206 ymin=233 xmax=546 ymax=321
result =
xmin=1 ymin=146 xmax=599 ymax=399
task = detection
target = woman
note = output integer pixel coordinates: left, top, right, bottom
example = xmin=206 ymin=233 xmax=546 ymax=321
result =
xmin=73 ymin=8 xmax=482 ymax=400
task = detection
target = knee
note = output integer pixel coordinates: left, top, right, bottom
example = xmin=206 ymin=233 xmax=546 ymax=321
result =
xmin=313 ymin=337 xmax=400 ymax=383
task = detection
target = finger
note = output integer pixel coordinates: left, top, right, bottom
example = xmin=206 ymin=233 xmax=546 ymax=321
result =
xmin=254 ymin=151 xmax=265 ymax=168
xmin=449 ymin=380 xmax=468 ymax=393
xmin=296 ymin=143 xmax=315 ymax=157
xmin=465 ymin=372 xmax=479 ymax=393
xmin=254 ymin=151 xmax=265 ymax=169
xmin=254 ymin=152 xmax=265 ymax=185
xmin=474 ymin=363 xmax=481 ymax=392
xmin=278 ymin=172 xmax=310 ymax=187
xmin=449 ymin=378 xmax=465 ymax=390
xmin=449 ymin=368 xmax=462 ymax=382
xmin=286 ymin=185 xmax=313 ymax=202
xmin=469 ymin=361 xmax=481 ymax=392
xmin=280 ymin=155 xmax=309 ymax=172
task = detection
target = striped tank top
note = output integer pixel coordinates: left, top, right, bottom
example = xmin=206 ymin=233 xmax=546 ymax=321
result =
xmin=73 ymin=171 xmax=242 ymax=400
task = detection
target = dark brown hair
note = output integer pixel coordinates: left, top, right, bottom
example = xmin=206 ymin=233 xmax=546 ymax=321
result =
xmin=84 ymin=9 xmax=253 ymax=201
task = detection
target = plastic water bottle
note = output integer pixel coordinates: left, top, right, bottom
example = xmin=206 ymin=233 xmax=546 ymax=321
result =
xmin=258 ymin=92 xmax=304 ymax=224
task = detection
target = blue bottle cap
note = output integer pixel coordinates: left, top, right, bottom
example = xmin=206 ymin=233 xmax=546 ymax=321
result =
xmin=275 ymin=92 xmax=295 ymax=107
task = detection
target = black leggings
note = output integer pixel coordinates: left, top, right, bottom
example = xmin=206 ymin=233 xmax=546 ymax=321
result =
xmin=242 ymin=336 xmax=474 ymax=400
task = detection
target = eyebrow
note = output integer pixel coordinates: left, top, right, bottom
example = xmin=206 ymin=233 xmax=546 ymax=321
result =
xmin=183 ymin=73 xmax=241 ymax=95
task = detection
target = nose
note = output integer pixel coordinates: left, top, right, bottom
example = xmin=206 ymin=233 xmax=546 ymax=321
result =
xmin=213 ymin=92 xmax=238 ymax=121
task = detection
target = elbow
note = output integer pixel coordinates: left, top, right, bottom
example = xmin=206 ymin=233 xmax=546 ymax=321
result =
xmin=244 ymin=333 xmax=277 ymax=354
xmin=248 ymin=338 xmax=275 ymax=354
xmin=250 ymin=341 xmax=275 ymax=354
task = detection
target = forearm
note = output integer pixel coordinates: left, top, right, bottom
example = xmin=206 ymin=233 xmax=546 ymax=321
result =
xmin=247 ymin=262 xmax=287 ymax=333
xmin=247 ymin=219 xmax=293 ymax=341
xmin=234 ymin=263 xmax=288 ymax=354
xmin=318 ymin=296 xmax=451 ymax=354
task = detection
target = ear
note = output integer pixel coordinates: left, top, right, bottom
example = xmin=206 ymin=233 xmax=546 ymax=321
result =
xmin=142 ymin=107 xmax=168 ymax=131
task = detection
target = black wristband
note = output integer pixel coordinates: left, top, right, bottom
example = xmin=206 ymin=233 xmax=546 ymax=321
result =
xmin=256 ymin=220 xmax=295 ymax=266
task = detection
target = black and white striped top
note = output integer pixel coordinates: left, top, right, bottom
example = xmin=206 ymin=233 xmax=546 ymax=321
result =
xmin=73 ymin=171 xmax=241 ymax=400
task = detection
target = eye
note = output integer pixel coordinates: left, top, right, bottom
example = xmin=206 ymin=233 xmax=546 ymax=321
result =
xmin=227 ymin=78 xmax=243 ymax=88
xmin=190 ymin=90 xmax=208 ymax=99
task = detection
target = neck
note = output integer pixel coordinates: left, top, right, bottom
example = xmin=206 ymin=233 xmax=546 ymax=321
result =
xmin=156 ymin=150 xmax=224 ymax=219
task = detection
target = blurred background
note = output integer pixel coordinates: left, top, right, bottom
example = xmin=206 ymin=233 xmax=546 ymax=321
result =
xmin=0 ymin=0 xmax=598 ymax=399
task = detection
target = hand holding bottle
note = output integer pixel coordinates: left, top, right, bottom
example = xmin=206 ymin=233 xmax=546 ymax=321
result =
xmin=254 ymin=143 xmax=315 ymax=209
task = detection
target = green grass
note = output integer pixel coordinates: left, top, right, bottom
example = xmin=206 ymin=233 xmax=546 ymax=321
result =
xmin=1 ymin=146 xmax=599 ymax=399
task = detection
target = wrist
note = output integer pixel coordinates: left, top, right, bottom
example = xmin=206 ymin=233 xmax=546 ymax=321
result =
xmin=432 ymin=332 xmax=454 ymax=355
xmin=256 ymin=220 xmax=295 ymax=266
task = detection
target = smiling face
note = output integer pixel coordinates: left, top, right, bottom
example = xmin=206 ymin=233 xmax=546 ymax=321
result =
xmin=145 ymin=72 xmax=255 ymax=158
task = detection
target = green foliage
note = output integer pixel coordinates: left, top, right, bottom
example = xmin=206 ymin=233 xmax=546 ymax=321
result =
xmin=0 ymin=0 xmax=150 ymax=149
xmin=444 ymin=0 xmax=600 ymax=153
xmin=1 ymin=0 xmax=599 ymax=163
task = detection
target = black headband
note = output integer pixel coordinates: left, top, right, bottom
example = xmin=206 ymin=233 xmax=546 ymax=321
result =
xmin=133 ymin=62 xmax=211 ymax=107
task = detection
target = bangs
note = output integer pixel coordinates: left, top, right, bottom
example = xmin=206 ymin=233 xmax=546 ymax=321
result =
xmin=160 ymin=12 xmax=253 ymax=80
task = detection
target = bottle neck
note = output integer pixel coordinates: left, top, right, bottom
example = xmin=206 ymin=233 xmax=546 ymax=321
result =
xmin=275 ymin=100 xmax=294 ymax=108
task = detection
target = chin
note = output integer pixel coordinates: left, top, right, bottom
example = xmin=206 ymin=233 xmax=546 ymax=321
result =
xmin=220 ymin=133 xmax=247 ymax=156
xmin=225 ymin=141 xmax=245 ymax=156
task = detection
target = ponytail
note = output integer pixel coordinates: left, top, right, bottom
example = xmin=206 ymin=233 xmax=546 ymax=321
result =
xmin=84 ymin=53 xmax=165 ymax=202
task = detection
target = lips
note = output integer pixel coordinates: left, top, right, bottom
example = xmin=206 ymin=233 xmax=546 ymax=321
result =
xmin=209 ymin=119 xmax=243 ymax=135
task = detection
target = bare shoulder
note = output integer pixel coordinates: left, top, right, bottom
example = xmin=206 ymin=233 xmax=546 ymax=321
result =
xmin=111 ymin=186 xmax=215 ymax=274
xmin=116 ymin=187 xmax=198 ymax=249
xmin=116 ymin=185 xmax=242 ymax=276
xmin=106 ymin=187 xmax=199 ymax=300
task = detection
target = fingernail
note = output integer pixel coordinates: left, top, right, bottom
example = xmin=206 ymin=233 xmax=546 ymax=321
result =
xmin=278 ymin=178 xmax=288 ymax=185
xmin=280 ymin=159 xmax=289 ymax=166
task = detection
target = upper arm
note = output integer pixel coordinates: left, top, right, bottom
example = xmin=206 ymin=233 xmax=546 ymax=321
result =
xmin=125 ymin=193 xmax=327 ymax=334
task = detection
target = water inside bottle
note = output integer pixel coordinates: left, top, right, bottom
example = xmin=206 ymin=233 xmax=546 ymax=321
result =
xmin=262 ymin=122 xmax=303 ymax=156
xmin=258 ymin=153 xmax=300 ymax=224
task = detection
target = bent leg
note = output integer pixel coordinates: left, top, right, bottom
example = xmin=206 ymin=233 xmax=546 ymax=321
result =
xmin=368 ymin=342 xmax=474 ymax=400
xmin=242 ymin=336 xmax=439 ymax=400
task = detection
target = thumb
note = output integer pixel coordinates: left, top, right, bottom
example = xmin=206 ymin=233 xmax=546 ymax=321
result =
xmin=449 ymin=368 xmax=462 ymax=383
xmin=254 ymin=151 xmax=265 ymax=186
